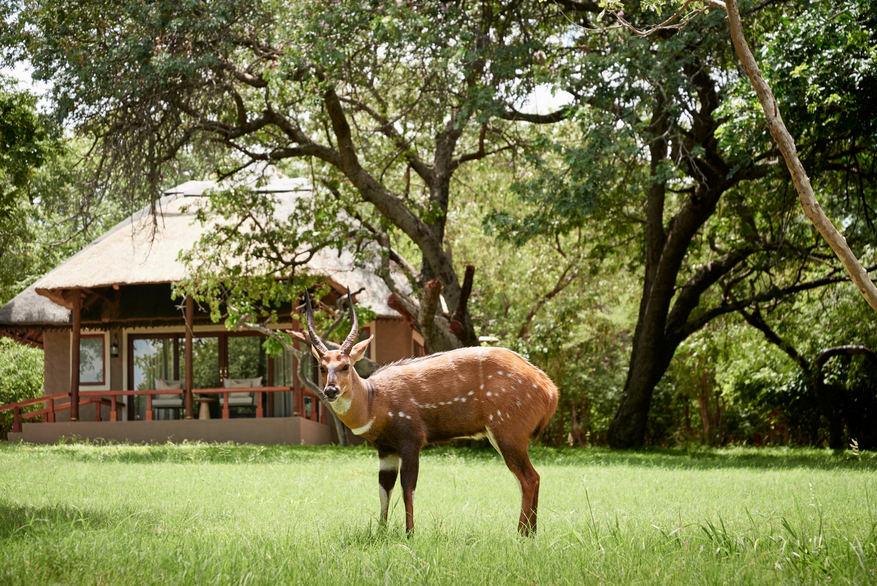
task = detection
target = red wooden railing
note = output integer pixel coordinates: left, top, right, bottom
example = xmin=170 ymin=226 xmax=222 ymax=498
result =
xmin=0 ymin=387 xmax=326 ymax=434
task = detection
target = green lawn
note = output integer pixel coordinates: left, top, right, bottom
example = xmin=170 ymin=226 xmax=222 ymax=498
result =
xmin=1 ymin=442 xmax=875 ymax=585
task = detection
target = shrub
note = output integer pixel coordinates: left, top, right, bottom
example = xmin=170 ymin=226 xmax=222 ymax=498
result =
xmin=0 ymin=337 xmax=44 ymax=438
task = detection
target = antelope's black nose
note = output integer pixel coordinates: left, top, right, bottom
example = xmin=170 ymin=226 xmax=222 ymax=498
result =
xmin=325 ymin=386 xmax=340 ymax=401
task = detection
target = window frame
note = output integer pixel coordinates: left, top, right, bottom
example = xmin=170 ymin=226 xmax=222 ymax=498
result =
xmin=78 ymin=332 xmax=108 ymax=387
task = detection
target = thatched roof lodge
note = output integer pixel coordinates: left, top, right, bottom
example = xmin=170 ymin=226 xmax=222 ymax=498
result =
xmin=0 ymin=170 xmax=424 ymax=445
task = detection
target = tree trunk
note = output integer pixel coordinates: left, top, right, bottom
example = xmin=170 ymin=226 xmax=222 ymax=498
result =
xmin=607 ymin=326 xmax=678 ymax=447
xmin=568 ymin=402 xmax=588 ymax=447
xmin=812 ymin=345 xmax=877 ymax=449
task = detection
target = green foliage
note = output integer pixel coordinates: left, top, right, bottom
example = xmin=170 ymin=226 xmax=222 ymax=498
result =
xmin=0 ymin=82 xmax=56 ymax=216
xmin=0 ymin=338 xmax=43 ymax=436
xmin=484 ymin=119 xmax=642 ymax=247
xmin=0 ymin=136 xmax=155 ymax=303
xmin=175 ymin=179 xmax=379 ymax=336
xmin=762 ymin=0 xmax=877 ymax=155
xmin=663 ymin=275 xmax=877 ymax=448
xmin=450 ymin=156 xmax=639 ymax=445
xmin=0 ymin=82 xmax=64 ymax=300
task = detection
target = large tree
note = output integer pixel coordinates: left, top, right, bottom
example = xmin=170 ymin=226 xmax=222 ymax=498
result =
xmin=489 ymin=0 xmax=877 ymax=446
xmin=11 ymin=0 xmax=589 ymax=352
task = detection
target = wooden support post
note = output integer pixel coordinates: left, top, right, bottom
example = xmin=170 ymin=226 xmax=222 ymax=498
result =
xmin=146 ymin=394 xmax=154 ymax=421
xmin=292 ymin=337 xmax=301 ymax=416
xmin=222 ymin=392 xmax=230 ymax=419
xmin=70 ymin=291 xmax=81 ymax=421
xmin=12 ymin=407 xmax=21 ymax=433
xmin=267 ymin=356 xmax=275 ymax=418
xmin=256 ymin=392 xmax=263 ymax=419
xmin=110 ymin=395 xmax=118 ymax=421
xmin=184 ymin=295 xmax=194 ymax=419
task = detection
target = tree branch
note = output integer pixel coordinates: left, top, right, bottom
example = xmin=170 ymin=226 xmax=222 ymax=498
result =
xmin=517 ymin=261 xmax=579 ymax=339
xmin=496 ymin=106 xmax=574 ymax=124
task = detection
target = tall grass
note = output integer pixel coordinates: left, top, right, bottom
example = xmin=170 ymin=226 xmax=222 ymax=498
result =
xmin=1 ymin=442 xmax=875 ymax=585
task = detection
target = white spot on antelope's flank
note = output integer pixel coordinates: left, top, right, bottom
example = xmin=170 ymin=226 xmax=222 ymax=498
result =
xmin=501 ymin=388 xmax=506 ymax=393
xmin=488 ymin=375 xmax=493 ymax=379
xmin=498 ymin=371 xmax=503 ymax=375
xmin=518 ymin=379 xmax=523 ymax=384
xmin=497 ymin=410 xmax=502 ymax=417
xmin=388 ymin=412 xmax=394 ymax=417
xmin=469 ymin=391 xmax=475 ymax=395
xmin=461 ymin=397 xmax=467 ymax=402
xmin=486 ymin=392 xmax=492 ymax=397
xmin=479 ymin=385 xmax=484 ymax=390
xmin=532 ymin=383 xmax=538 ymax=388
xmin=489 ymin=414 xmax=494 ymax=421
xmin=398 ymin=412 xmax=405 ymax=418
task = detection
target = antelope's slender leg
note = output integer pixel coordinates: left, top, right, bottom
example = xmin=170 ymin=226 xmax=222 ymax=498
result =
xmin=378 ymin=452 xmax=400 ymax=526
xmin=487 ymin=429 xmax=540 ymax=536
xmin=399 ymin=444 xmax=421 ymax=535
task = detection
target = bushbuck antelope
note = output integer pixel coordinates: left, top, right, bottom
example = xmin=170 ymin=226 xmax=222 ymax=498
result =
xmin=304 ymin=290 xmax=558 ymax=536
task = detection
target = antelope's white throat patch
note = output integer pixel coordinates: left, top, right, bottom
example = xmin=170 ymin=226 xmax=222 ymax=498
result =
xmin=330 ymin=394 xmax=352 ymax=414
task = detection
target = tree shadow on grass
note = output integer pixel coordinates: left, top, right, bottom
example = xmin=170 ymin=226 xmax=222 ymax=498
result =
xmin=520 ymin=445 xmax=877 ymax=472
xmin=0 ymin=501 xmax=156 ymax=540
xmin=417 ymin=443 xmax=877 ymax=472
xmin=0 ymin=439 xmax=358 ymax=465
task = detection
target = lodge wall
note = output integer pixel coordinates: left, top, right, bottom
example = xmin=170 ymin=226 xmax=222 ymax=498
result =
xmin=43 ymin=329 xmax=113 ymax=423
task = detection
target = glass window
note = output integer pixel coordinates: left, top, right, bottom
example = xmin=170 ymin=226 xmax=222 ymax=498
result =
xmin=273 ymin=345 xmax=296 ymax=418
xmin=132 ymin=337 xmax=181 ymax=391
xmin=188 ymin=337 xmax=220 ymax=389
xmin=227 ymin=335 xmax=267 ymax=380
xmin=80 ymin=335 xmax=105 ymax=385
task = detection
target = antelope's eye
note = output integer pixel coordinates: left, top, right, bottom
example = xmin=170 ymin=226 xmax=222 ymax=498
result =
xmin=320 ymin=366 xmax=327 ymax=374
xmin=342 ymin=364 xmax=350 ymax=371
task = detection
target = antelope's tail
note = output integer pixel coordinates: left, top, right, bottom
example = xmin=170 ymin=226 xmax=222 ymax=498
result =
xmin=531 ymin=377 xmax=560 ymax=440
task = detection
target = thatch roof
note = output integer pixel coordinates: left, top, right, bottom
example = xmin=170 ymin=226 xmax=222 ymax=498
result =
xmin=0 ymin=283 xmax=70 ymax=327
xmin=0 ymin=169 xmax=411 ymax=337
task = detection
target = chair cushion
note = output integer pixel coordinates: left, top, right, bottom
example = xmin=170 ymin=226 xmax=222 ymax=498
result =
xmin=155 ymin=379 xmax=182 ymax=402
xmin=223 ymin=377 xmax=262 ymax=389
xmin=221 ymin=377 xmax=262 ymax=406
xmin=152 ymin=398 xmax=183 ymax=407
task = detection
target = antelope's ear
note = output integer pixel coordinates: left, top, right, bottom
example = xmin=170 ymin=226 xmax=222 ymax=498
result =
xmin=310 ymin=343 xmax=324 ymax=362
xmin=349 ymin=335 xmax=374 ymax=363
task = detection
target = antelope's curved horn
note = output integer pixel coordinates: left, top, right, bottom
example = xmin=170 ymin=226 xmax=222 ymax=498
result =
xmin=339 ymin=287 xmax=358 ymax=355
xmin=304 ymin=290 xmax=329 ymax=356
